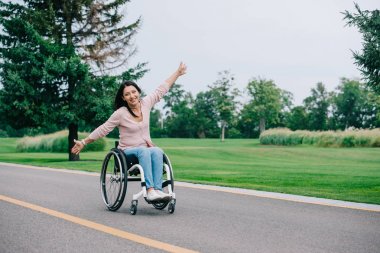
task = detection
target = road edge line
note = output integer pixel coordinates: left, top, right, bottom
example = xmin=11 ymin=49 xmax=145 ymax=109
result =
xmin=2 ymin=162 xmax=379 ymax=212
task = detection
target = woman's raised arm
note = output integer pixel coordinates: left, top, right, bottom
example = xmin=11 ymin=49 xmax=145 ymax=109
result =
xmin=165 ymin=62 xmax=187 ymax=89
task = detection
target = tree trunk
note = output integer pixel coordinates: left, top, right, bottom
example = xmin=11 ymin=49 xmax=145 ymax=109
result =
xmin=259 ymin=118 xmax=266 ymax=133
xmin=63 ymin=3 xmax=78 ymax=161
xmin=197 ymin=130 xmax=206 ymax=139
xmin=68 ymin=123 xmax=79 ymax=161
xmin=221 ymin=121 xmax=226 ymax=142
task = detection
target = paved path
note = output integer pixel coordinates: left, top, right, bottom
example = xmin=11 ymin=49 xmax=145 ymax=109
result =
xmin=1 ymin=163 xmax=379 ymax=253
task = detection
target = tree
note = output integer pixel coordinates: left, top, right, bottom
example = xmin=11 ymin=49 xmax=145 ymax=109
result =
xmin=191 ymin=91 xmax=219 ymax=138
xmin=238 ymin=102 xmax=260 ymax=138
xmin=245 ymin=78 xmax=282 ymax=133
xmin=333 ymin=78 xmax=364 ymax=129
xmin=286 ymin=106 xmax=308 ymax=131
xmin=163 ymin=83 xmax=186 ymax=115
xmin=150 ymin=108 xmax=163 ymax=138
xmin=15 ymin=0 xmax=141 ymax=73
xmin=274 ymin=89 xmax=294 ymax=128
xmin=0 ymin=17 xmax=90 ymax=132
xmin=0 ymin=1 xmax=143 ymax=160
xmin=343 ymin=4 xmax=380 ymax=93
xmin=162 ymin=83 xmax=197 ymax=137
xmin=332 ymin=78 xmax=380 ymax=129
xmin=165 ymin=93 xmax=196 ymax=138
xmin=303 ymin=82 xmax=330 ymax=131
xmin=208 ymin=71 xmax=239 ymax=141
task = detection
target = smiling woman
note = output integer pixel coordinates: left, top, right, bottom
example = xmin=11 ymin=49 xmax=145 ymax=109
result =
xmin=115 ymin=81 xmax=143 ymax=120
xmin=71 ymin=62 xmax=187 ymax=201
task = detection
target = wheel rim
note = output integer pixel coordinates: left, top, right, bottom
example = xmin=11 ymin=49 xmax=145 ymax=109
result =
xmin=100 ymin=151 xmax=126 ymax=210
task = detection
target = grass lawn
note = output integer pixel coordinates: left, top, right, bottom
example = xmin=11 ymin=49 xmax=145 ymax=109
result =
xmin=1 ymin=137 xmax=380 ymax=204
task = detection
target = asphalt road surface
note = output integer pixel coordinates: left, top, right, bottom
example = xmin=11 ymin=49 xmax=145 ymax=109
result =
xmin=1 ymin=163 xmax=379 ymax=253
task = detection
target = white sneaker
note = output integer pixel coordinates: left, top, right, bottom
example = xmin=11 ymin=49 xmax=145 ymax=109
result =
xmin=146 ymin=190 xmax=162 ymax=201
xmin=155 ymin=190 xmax=171 ymax=200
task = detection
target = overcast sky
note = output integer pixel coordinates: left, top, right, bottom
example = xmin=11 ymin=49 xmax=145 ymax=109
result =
xmin=122 ymin=0 xmax=379 ymax=106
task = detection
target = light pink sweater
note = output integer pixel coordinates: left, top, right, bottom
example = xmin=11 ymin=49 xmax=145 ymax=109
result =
xmin=88 ymin=82 xmax=170 ymax=150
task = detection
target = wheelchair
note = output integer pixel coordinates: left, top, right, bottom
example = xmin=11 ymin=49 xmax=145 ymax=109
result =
xmin=100 ymin=141 xmax=176 ymax=215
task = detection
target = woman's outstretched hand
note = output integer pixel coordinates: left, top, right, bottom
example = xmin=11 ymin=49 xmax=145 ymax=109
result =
xmin=71 ymin=139 xmax=84 ymax=155
xmin=166 ymin=62 xmax=187 ymax=89
xmin=176 ymin=62 xmax=187 ymax=76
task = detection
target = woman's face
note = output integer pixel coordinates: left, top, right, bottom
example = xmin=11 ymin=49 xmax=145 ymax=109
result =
xmin=123 ymin=85 xmax=140 ymax=108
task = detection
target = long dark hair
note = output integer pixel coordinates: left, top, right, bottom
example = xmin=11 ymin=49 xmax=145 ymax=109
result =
xmin=114 ymin=81 xmax=142 ymax=117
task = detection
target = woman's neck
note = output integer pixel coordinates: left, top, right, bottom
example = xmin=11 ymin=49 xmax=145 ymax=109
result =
xmin=129 ymin=102 xmax=140 ymax=110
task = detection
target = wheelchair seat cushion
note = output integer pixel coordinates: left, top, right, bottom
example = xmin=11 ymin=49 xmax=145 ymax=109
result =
xmin=124 ymin=153 xmax=139 ymax=169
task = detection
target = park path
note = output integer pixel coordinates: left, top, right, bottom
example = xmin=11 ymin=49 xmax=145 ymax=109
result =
xmin=1 ymin=163 xmax=379 ymax=253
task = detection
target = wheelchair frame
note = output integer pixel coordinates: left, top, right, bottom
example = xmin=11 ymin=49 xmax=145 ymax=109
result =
xmin=100 ymin=142 xmax=176 ymax=215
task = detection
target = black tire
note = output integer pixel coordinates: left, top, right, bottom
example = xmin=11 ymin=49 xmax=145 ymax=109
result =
xmin=100 ymin=149 xmax=127 ymax=211
xmin=168 ymin=199 xmax=176 ymax=214
xmin=153 ymin=156 xmax=174 ymax=210
xmin=130 ymin=200 xmax=138 ymax=215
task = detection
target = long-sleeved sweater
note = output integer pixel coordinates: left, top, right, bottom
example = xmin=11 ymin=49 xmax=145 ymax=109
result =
xmin=88 ymin=82 xmax=170 ymax=150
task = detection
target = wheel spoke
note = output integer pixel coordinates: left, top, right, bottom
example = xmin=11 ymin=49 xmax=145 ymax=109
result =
xmin=100 ymin=150 xmax=127 ymax=211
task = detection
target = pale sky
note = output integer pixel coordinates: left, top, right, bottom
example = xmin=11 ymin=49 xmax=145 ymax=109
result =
xmin=121 ymin=0 xmax=379 ymax=106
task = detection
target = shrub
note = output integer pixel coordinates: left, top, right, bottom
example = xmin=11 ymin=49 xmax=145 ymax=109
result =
xmin=341 ymin=135 xmax=355 ymax=147
xmin=17 ymin=130 xmax=106 ymax=152
xmin=372 ymin=136 xmax=380 ymax=147
xmin=259 ymin=128 xmax=380 ymax=148
xmin=0 ymin=129 xmax=9 ymax=137
xmin=288 ymin=132 xmax=303 ymax=145
xmin=317 ymin=132 xmax=340 ymax=147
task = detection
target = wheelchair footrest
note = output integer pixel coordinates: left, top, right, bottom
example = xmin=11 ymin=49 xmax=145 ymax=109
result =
xmin=129 ymin=167 xmax=140 ymax=176
xmin=144 ymin=198 xmax=172 ymax=205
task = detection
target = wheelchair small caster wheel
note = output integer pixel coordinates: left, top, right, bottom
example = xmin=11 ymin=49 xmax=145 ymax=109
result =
xmin=130 ymin=200 xmax=138 ymax=215
xmin=168 ymin=199 xmax=176 ymax=214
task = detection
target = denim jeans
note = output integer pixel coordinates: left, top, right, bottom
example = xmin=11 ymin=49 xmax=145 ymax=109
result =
xmin=123 ymin=147 xmax=164 ymax=190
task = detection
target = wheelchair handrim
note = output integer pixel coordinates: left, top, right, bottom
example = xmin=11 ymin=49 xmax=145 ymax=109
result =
xmin=100 ymin=151 xmax=126 ymax=209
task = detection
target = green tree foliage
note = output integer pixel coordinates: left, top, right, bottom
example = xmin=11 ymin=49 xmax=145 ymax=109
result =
xmin=245 ymin=78 xmax=283 ymax=133
xmin=238 ymin=102 xmax=259 ymax=138
xmin=192 ymin=91 xmax=219 ymax=138
xmin=343 ymin=4 xmax=380 ymax=93
xmin=0 ymin=0 xmax=143 ymax=160
xmin=208 ymin=71 xmax=239 ymax=141
xmin=0 ymin=17 xmax=90 ymax=131
xmin=286 ymin=106 xmax=308 ymax=131
xmin=274 ymin=89 xmax=294 ymax=128
xmin=163 ymin=83 xmax=186 ymax=114
xmin=162 ymin=83 xmax=220 ymax=138
xmin=150 ymin=108 xmax=163 ymax=138
xmin=303 ymin=82 xmax=330 ymax=131
xmin=332 ymin=78 xmax=380 ymax=129
xmin=162 ymin=83 xmax=196 ymax=137
xmin=16 ymin=0 xmax=141 ymax=73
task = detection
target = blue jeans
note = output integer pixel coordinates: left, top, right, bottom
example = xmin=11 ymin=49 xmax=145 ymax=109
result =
xmin=123 ymin=147 xmax=164 ymax=190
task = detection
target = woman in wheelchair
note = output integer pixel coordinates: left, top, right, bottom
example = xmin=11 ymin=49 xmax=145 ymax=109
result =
xmin=71 ymin=62 xmax=187 ymax=204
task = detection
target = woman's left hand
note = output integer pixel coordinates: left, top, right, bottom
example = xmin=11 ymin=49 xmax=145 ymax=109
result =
xmin=71 ymin=139 xmax=84 ymax=155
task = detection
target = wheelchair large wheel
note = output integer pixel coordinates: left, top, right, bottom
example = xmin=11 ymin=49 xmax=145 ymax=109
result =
xmin=152 ymin=154 xmax=175 ymax=210
xmin=100 ymin=148 xmax=127 ymax=211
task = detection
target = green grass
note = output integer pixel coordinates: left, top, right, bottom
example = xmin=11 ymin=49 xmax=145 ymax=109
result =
xmin=1 ymin=138 xmax=380 ymax=204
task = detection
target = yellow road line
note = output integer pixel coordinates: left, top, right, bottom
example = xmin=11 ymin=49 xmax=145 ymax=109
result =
xmin=0 ymin=195 xmax=198 ymax=253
